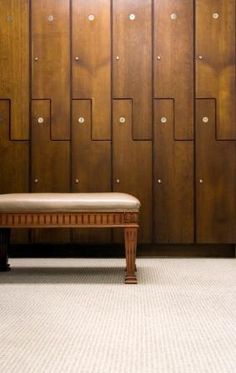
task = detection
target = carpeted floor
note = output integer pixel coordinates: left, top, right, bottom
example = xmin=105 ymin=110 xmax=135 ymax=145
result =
xmin=0 ymin=258 xmax=235 ymax=373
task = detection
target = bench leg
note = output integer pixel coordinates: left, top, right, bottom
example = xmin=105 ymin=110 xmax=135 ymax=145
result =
xmin=0 ymin=229 xmax=11 ymax=272
xmin=124 ymin=227 xmax=137 ymax=284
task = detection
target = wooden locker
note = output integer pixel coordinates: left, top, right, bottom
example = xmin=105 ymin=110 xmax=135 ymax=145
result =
xmin=72 ymin=0 xmax=111 ymax=140
xmin=196 ymin=99 xmax=236 ymax=243
xmin=72 ymin=99 xmax=111 ymax=243
xmin=113 ymin=99 xmax=152 ymax=243
xmin=154 ymin=0 xmax=194 ymax=140
xmin=0 ymin=0 xmax=29 ymax=140
xmin=31 ymin=0 xmax=70 ymax=140
xmin=31 ymin=100 xmax=70 ymax=243
xmin=113 ymin=0 xmax=152 ymax=140
xmin=196 ymin=0 xmax=236 ymax=139
xmin=154 ymin=100 xmax=194 ymax=243
xmin=0 ymin=100 xmax=29 ymax=243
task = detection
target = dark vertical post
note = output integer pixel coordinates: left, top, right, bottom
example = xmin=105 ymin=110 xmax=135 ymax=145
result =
xmin=0 ymin=229 xmax=11 ymax=271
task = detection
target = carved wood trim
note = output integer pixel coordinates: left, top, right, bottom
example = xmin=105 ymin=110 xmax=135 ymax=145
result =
xmin=124 ymin=227 xmax=138 ymax=284
xmin=0 ymin=212 xmax=139 ymax=228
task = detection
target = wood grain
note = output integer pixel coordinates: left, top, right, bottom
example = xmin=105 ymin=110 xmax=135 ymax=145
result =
xmin=113 ymin=0 xmax=152 ymax=140
xmin=72 ymin=0 xmax=111 ymax=140
xmin=31 ymin=100 xmax=70 ymax=243
xmin=0 ymin=100 xmax=29 ymax=243
xmin=72 ymin=99 xmax=111 ymax=243
xmin=113 ymin=99 xmax=152 ymax=243
xmin=0 ymin=212 xmax=139 ymax=283
xmin=154 ymin=0 xmax=194 ymax=140
xmin=31 ymin=0 xmax=70 ymax=140
xmin=196 ymin=0 xmax=236 ymax=139
xmin=154 ymin=99 xmax=194 ymax=243
xmin=0 ymin=1 xmax=235 ymax=247
xmin=0 ymin=212 xmax=138 ymax=228
xmin=196 ymin=99 xmax=236 ymax=243
xmin=0 ymin=0 xmax=29 ymax=140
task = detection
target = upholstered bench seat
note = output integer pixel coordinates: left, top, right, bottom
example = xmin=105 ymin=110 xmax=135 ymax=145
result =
xmin=0 ymin=193 xmax=140 ymax=213
xmin=0 ymin=193 xmax=140 ymax=284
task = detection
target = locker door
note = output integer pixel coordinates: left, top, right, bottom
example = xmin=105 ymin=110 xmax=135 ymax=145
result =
xmin=31 ymin=0 xmax=70 ymax=140
xmin=196 ymin=99 xmax=236 ymax=243
xmin=113 ymin=0 xmax=152 ymax=140
xmin=196 ymin=0 xmax=236 ymax=139
xmin=153 ymin=0 xmax=194 ymax=243
xmin=154 ymin=100 xmax=194 ymax=243
xmin=0 ymin=0 xmax=29 ymax=140
xmin=113 ymin=100 xmax=152 ymax=243
xmin=31 ymin=100 xmax=70 ymax=243
xmin=0 ymin=101 xmax=29 ymax=243
xmin=196 ymin=0 xmax=236 ymax=243
xmin=72 ymin=99 xmax=111 ymax=243
xmin=154 ymin=0 xmax=194 ymax=140
xmin=72 ymin=0 xmax=111 ymax=140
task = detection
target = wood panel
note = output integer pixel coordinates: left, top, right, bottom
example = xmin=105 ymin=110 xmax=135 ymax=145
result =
xmin=31 ymin=100 xmax=70 ymax=243
xmin=113 ymin=100 xmax=152 ymax=243
xmin=196 ymin=0 xmax=236 ymax=139
xmin=72 ymin=99 xmax=111 ymax=243
xmin=0 ymin=100 xmax=29 ymax=243
xmin=154 ymin=0 xmax=194 ymax=140
xmin=31 ymin=0 xmax=70 ymax=140
xmin=0 ymin=1 xmax=235 ymax=249
xmin=0 ymin=0 xmax=29 ymax=140
xmin=113 ymin=0 xmax=152 ymax=140
xmin=196 ymin=99 xmax=236 ymax=243
xmin=72 ymin=0 xmax=111 ymax=140
xmin=154 ymin=99 xmax=194 ymax=243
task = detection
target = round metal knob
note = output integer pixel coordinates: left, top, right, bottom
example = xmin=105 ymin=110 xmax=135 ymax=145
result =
xmin=170 ymin=13 xmax=177 ymax=20
xmin=78 ymin=117 xmax=85 ymax=124
xmin=116 ymin=179 xmax=120 ymax=184
xmin=199 ymin=179 xmax=203 ymax=184
xmin=119 ymin=117 xmax=126 ymax=124
xmin=202 ymin=116 xmax=209 ymax=123
xmin=116 ymin=56 xmax=120 ymax=61
xmin=212 ymin=12 xmax=219 ymax=19
xmin=157 ymin=179 xmax=162 ymax=184
xmin=75 ymin=179 xmax=79 ymax=184
xmin=88 ymin=14 xmax=95 ymax=21
xmin=34 ymin=178 xmax=39 ymax=183
xmin=37 ymin=117 xmax=44 ymax=124
xmin=198 ymin=55 xmax=203 ymax=60
xmin=129 ymin=14 xmax=136 ymax=21
xmin=160 ymin=117 xmax=167 ymax=124
xmin=75 ymin=56 xmax=79 ymax=61
xmin=157 ymin=56 xmax=161 ymax=60
xmin=48 ymin=15 xmax=54 ymax=22
xmin=34 ymin=57 xmax=39 ymax=61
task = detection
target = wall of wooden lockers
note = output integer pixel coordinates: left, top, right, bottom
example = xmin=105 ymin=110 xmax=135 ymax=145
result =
xmin=0 ymin=0 xmax=236 ymax=247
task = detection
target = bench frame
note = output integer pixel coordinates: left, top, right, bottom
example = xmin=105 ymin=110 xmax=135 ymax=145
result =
xmin=0 ymin=211 xmax=139 ymax=284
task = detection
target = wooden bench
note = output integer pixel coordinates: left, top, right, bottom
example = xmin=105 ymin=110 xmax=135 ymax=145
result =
xmin=0 ymin=193 xmax=140 ymax=284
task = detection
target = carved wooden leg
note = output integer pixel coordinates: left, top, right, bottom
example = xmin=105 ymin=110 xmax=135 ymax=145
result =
xmin=125 ymin=264 xmax=137 ymax=272
xmin=0 ymin=229 xmax=11 ymax=271
xmin=124 ymin=227 xmax=138 ymax=284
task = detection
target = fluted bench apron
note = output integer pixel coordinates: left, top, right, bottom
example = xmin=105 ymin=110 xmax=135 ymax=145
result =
xmin=0 ymin=193 xmax=140 ymax=284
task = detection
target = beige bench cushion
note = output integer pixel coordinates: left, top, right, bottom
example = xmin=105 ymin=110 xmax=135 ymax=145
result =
xmin=0 ymin=193 xmax=140 ymax=213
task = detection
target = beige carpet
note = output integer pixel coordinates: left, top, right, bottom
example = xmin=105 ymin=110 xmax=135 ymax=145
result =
xmin=0 ymin=258 xmax=236 ymax=373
